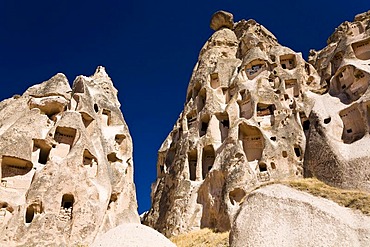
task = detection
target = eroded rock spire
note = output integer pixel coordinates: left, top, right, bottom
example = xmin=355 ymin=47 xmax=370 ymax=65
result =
xmin=144 ymin=11 xmax=321 ymax=236
xmin=0 ymin=67 xmax=139 ymax=246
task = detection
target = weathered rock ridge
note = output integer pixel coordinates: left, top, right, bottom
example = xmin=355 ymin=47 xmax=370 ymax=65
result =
xmin=230 ymin=184 xmax=370 ymax=247
xmin=306 ymin=10 xmax=370 ymax=191
xmin=0 ymin=67 xmax=139 ymax=246
xmin=144 ymin=10 xmax=370 ymax=238
xmin=92 ymin=223 xmax=176 ymax=247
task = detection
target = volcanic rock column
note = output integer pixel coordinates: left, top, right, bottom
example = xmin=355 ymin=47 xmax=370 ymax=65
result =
xmin=306 ymin=10 xmax=370 ymax=192
xmin=144 ymin=11 xmax=321 ymax=237
xmin=0 ymin=67 xmax=139 ymax=246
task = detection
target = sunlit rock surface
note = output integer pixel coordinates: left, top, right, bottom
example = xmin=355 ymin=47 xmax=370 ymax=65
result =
xmin=306 ymin=10 xmax=370 ymax=192
xmin=230 ymin=184 xmax=370 ymax=247
xmin=144 ymin=10 xmax=322 ymax=237
xmin=0 ymin=66 xmax=139 ymax=246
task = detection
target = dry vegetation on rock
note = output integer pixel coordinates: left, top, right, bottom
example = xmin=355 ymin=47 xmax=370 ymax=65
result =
xmin=284 ymin=178 xmax=370 ymax=215
xmin=170 ymin=228 xmax=229 ymax=247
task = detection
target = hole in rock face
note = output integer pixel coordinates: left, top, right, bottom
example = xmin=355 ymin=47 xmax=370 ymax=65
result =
xmin=25 ymin=205 xmax=34 ymax=223
xmin=238 ymin=92 xmax=253 ymax=119
xmin=54 ymin=127 xmax=76 ymax=147
xmin=108 ymin=193 xmax=118 ymax=209
xmin=38 ymin=149 xmax=50 ymax=164
xmin=285 ymin=79 xmax=299 ymax=98
xmin=210 ymin=73 xmax=220 ymax=89
xmin=217 ymin=113 xmax=230 ymax=142
xmin=282 ymin=151 xmax=288 ymax=158
xmin=340 ymin=105 xmax=366 ymax=143
xmin=187 ymin=111 xmax=197 ymax=130
xmin=81 ymin=112 xmax=94 ymax=128
xmin=352 ymin=38 xmax=370 ymax=60
xmin=256 ymin=103 xmax=275 ymax=117
xmin=270 ymin=136 xmax=276 ymax=141
xmin=294 ymin=146 xmax=301 ymax=157
xmin=202 ymin=145 xmax=215 ymax=180
xmin=60 ymin=194 xmax=74 ymax=220
xmin=33 ymin=140 xmax=51 ymax=165
xmin=188 ymin=150 xmax=197 ymax=181
xmin=303 ymin=120 xmax=310 ymax=131
xmin=94 ymin=104 xmax=99 ymax=113
xmin=229 ymin=188 xmax=246 ymax=205
xmin=83 ymin=149 xmax=97 ymax=166
xmin=102 ymin=109 xmax=112 ymax=126
xmin=324 ymin=117 xmax=331 ymax=124
xmin=199 ymin=116 xmax=210 ymax=137
xmin=259 ymin=162 xmax=267 ymax=172
xmin=280 ymin=54 xmax=296 ymax=70
xmin=115 ymin=134 xmax=126 ymax=145
xmin=1 ymin=156 xmax=33 ymax=178
xmin=270 ymin=162 xmax=276 ymax=169
xmin=239 ymin=124 xmax=264 ymax=162
xmin=107 ymin=153 xmax=121 ymax=163
xmin=245 ymin=59 xmax=265 ymax=79
xmin=59 ymin=194 xmax=74 ymax=220
xmin=61 ymin=194 xmax=74 ymax=210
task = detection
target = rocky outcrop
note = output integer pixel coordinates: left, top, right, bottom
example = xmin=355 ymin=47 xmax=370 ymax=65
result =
xmin=144 ymin=11 xmax=322 ymax=236
xmin=0 ymin=66 xmax=139 ymax=246
xmin=210 ymin=10 xmax=234 ymax=31
xmin=230 ymin=184 xmax=370 ymax=247
xmin=306 ymin=10 xmax=370 ymax=192
xmin=92 ymin=223 xmax=176 ymax=247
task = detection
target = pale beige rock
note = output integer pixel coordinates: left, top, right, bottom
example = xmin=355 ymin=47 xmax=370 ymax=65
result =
xmin=210 ymin=10 xmax=234 ymax=31
xmin=230 ymin=184 xmax=370 ymax=247
xmin=92 ymin=223 xmax=176 ymax=247
xmin=306 ymin=11 xmax=370 ymax=192
xmin=0 ymin=66 xmax=139 ymax=246
xmin=144 ymin=11 xmax=321 ymax=237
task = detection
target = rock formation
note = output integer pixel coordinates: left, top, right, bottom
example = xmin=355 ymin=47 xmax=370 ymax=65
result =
xmin=0 ymin=66 xmax=140 ymax=246
xmin=92 ymin=223 xmax=176 ymax=247
xmin=144 ymin=11 xmax=323 ymax=236
xmin=230 ymin=184 xmax=370 ymax=247
xmin=1 ymin=8 xmax=369 ymax=247
xmin=305 ymin=11 xmax=370 ymax=192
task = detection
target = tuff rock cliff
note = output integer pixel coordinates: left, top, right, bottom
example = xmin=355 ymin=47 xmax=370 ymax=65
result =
xmin=306 ymin=10 xmax=370 ymax=191
xmin=0 ymin=67 xmax=140 ymax=246
xmin=144 ymin=10 xmax=370 ymax=238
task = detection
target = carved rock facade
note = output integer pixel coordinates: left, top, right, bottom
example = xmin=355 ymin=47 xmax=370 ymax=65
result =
xmin=306 ymin=10 xmax=370 ymax=191
xmin=0 ymin=67 xmax=139 ymax=246
xmin=144 ymin=11 xmax=322 ymax=236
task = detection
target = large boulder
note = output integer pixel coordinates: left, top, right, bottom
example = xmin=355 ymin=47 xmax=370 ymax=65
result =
xmin=230 ymin=184 xmax=370 ymax=247
xmin=92 ymin=223 xmax=176 ymax=247
xmin=210 ymin=10 xmax=234 ymax=31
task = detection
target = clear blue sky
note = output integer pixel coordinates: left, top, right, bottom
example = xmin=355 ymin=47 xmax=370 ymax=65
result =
xmin=0 ymin=1 xmax=368 ymax=213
